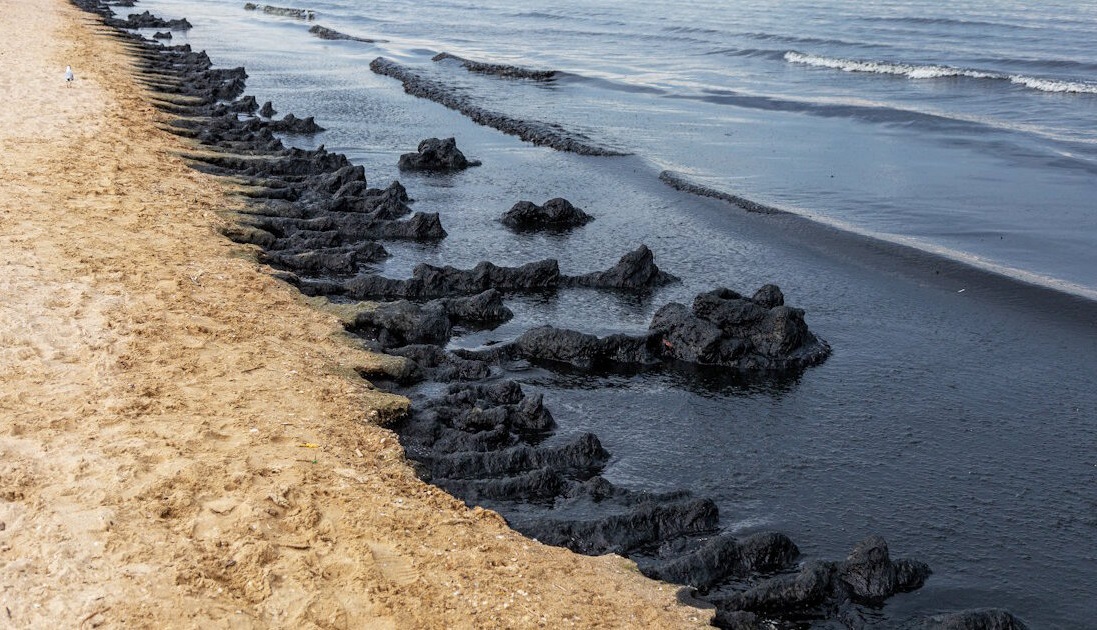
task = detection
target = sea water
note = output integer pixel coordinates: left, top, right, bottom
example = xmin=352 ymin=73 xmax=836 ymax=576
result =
xmin=131 ymin=0 xmax=1097 ymax=626
xmin=307 ymin=0 xmax=1097 ymax=298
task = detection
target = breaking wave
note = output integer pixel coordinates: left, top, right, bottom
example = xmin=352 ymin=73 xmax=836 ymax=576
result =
xmin=784 ymin=51 xmax=1097 ymax=94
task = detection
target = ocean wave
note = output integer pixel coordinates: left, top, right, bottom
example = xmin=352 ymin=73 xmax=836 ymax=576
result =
xmin=858 ymin=15 xmax=1036 ymax=31
xmin=970 ymin=55 xmax=1097 ymax=77
xmin=1007 ymin=75 xmax=1097 ymax=94
xmin=663 ymin=25 xmax=725 ymax=36
xmin=668 ymin=89 xmax=1097 ymax=173
xmin=552 ymin=72 xmax=666 ymax=95
xmin=785 ymin=51 xmax=997 ymax=80
xmin=740 ymin=31 xmax=883 ymax=50
xmin=511 ymin=10 xmax=568 ymax=20
xmin=784 ymin=52 xmax=1097 ymax=94
xmin=704 ymin=47 xmax=788 ymax=61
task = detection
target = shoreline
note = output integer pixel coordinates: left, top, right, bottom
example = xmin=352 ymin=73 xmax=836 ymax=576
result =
xmin=104 ymin=1 xmax=1097 ymax=627
xmin=97 ymin=2 xmax=1038 ymax=629
xmin=0 ymin=1 xmax=709 ymax=627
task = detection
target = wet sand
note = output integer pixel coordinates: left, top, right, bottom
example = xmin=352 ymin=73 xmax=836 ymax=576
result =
xmin=0 ymin=1 xmax=708 ymax=627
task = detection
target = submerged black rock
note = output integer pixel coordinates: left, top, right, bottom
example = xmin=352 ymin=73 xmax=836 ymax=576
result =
xmin=348 ymin=289 xmax=513 ymax=349
xmin=262 ymin=212 xmax=446 ymax=253
xmin=225 ymin=94 xmax=258 ymax=114
xmin=463 ymin=284 xmax=829 ymax=372
xmin=371 ymin=57 xmax=628 ymax=156
xmin=710 ymin=536 xmax=930 ymax=625
xmin=265 ymin=113 xmax=325 ymax=134
xmin=398 ymin=137 xmax=481 ymax=172
xmin=425 ymin=380 xmax=555 ymax=434
xmin=386 ymin=344 xmax=492 ymax=383
xmin=644 ymin=532 xmax=801 ymax=590
xmin=659 ymin=170 xmax=785 ymax=215
xmin=308 ymin=24 xmax=386 ymax=43
xmin=841 ymin=535 xmax=931 ymax=603
xmin=258 ymin=241 xmax=388 ymax=276
xmin=518 ymin=496 xmax=720 ymax=556
xmin=395 ymin=361 xmax=933 ymax=626
xmin=432 ymin=52 xmax=557 ymax=81
xmin=109 ymin=10 xmax=192 ymax=30
xmin=472 ymin=326 xmax=659 ymax=370
xmin=501 ymin=197 xmax=593 ymax=231
xmin=316 ymin=245 xmax=672 ymax=301
xmin=651 ymin=287 xmax=830 ymax=370
xmin=436 ymin=468 xmax=565 ymax=503
xmin=565 ymin=244 xmax=677 ymax=289
xmin=244 ymin=3 xmax=314 ymax=20
xmin=430 ymin=432 xmax=608 ymax=480
xmin=152 ymin=30 xmax=172 ymax=40
xmin=196 ymin=145 xmax=348 ymax=177
xmin=337 ymin=259 xmax=559 ymax=300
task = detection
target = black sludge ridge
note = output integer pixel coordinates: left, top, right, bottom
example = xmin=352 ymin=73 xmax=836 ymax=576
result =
xmin=398 ymin=137 xmax=481 ymax=171
xmin=642 ymin=532 xmax=801 ymax=591
xmin=432 ymin=52 xmax=558 ymax=81
xmin=435 ymin=468 xmax=566 ymax=503
xmin=370 ymin=56 xmax=628 ymax=156
xmin=385 ymin=345 xmax=492 ymax=383
xmin=107 ymin=9 xmax=192 ymax=30
xmin=514 ymin=496 xmax=721 ymax=556
xmin=651 ymin=285 xmax=832 ymax=370
xmin=347 ymin=290 xmax=513 ymax=350
xmin=563 ymin=244 xmax=676 ymax=288
xmin=501 ymin=197 xmax=593 ymax=232
xmin=244 ymin=4 xmax=315 ymax=20
xmin=709 ymin=536 xmax=931 ymax=626
xmin=659 ymin=170 xmax=786 ymax=215
xmin=462 ymin=283 xmax=830 ymax=372
xmin=306 ymin=244 xmax=673 ymax=301
xmin=258 ymin=241 xmax=389 ymax=276
xmin=428 ymin=432 xmax=609 ymax=480
xmin=308 ymin=24 xmax=387 ymax=43
xmin=339 ymin=259 xmax=562 ymax=300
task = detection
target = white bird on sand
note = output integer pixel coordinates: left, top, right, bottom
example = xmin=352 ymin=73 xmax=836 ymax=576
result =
xmin=64 ymin=65 xmax=74 ymax=84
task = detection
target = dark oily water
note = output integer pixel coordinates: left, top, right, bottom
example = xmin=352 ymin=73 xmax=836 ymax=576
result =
xmin=286 ymin=0 xmax=1097 ymax=297
xmin=135 ymin=0 xmax=1097 ymax=626
xmin=139 ymin=0 xmax=1097 ymax=296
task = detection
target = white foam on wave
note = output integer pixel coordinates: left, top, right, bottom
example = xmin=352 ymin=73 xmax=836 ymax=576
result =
xmin=784 ymin=51 xmax=1097 ymax=94
xmin=1007 ymin=75 xmax=1097 ymax=94
xmin=784 ymin=51 xmax=996 ymax=80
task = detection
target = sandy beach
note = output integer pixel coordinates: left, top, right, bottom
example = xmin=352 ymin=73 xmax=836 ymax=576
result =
xmin=0 ymin=1 xmax=708 ymax=627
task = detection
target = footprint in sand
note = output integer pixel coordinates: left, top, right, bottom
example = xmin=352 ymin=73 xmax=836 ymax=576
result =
xmin=367 ymin=543 xmax=417 ymax=586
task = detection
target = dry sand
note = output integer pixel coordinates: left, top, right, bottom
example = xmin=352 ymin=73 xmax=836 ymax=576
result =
xmin=0 ymin=1 xmax=710 ymax=627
